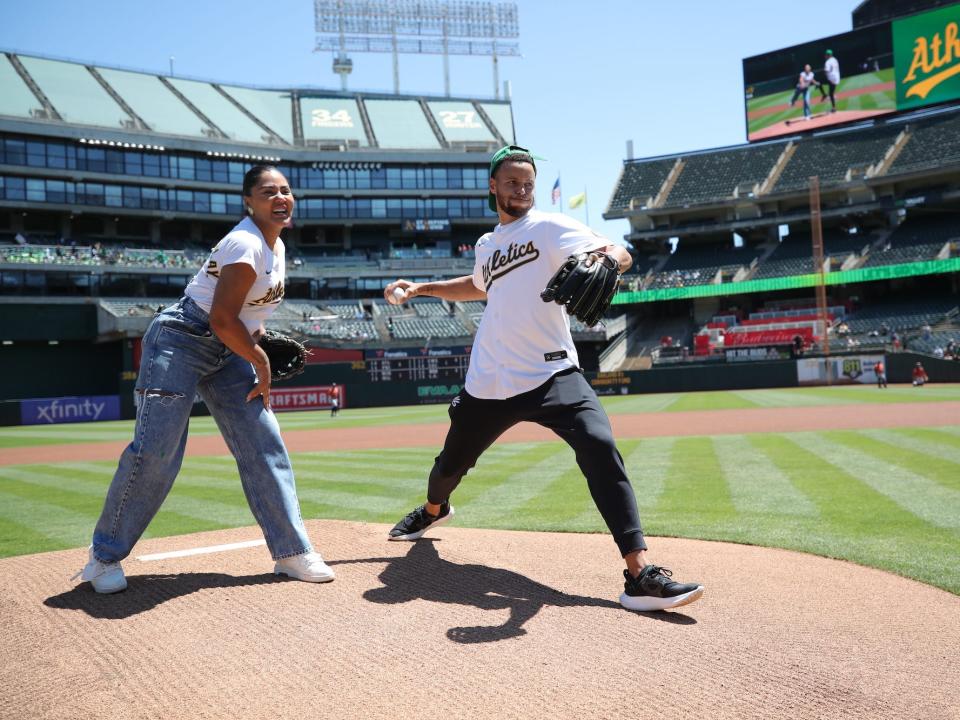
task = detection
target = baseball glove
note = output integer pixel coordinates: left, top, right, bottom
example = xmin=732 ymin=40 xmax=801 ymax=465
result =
xmin=540 ymin=251 xmax=621 ymax=327
xmin=257 ymin=331 xmax=309 ymax=382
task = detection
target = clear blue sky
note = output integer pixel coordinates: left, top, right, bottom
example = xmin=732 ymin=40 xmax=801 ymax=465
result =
xmin=0 ymin=0 xmax=855 ymax=241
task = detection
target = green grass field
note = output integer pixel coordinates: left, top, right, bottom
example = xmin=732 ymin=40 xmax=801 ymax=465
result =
xmin=747 ymin=68 xmax=896 ymax=135
xmin=1 ymin=384 xmax=958 ymax=594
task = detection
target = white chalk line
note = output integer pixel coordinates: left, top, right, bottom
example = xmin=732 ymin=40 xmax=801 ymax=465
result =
xmin=136 ymin=539 xmax=266 ymax=562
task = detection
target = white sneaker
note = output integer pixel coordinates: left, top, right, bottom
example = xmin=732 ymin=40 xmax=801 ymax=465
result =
xmin=72 ymin=546 xmax=127 ymax=594
xmin=273 ymin=551 xmax=335 ymax=583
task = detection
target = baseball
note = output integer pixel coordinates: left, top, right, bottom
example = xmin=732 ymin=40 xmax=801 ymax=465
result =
xmin=389 ymin=286 xmax=406 ymax=305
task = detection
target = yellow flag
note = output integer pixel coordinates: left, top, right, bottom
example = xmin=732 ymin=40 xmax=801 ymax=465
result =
xmin=568 ymin=192 xmax=586 ymax=209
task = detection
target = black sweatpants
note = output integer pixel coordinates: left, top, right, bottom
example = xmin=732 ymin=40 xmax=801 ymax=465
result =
xmin=426 ymin=368 xmax=647 ymax=557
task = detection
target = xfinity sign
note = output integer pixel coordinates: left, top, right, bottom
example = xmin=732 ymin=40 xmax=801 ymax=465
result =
xmin=21 ymin=396 xmax=121 ymax=425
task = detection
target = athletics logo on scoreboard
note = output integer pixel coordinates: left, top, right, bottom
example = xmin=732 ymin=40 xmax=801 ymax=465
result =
xmin=894 ymin=3 xmax=960 ymax=110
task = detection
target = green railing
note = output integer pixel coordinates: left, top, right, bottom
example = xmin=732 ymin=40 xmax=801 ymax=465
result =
xmin=613 ymin=257 xmax=960 ymax=304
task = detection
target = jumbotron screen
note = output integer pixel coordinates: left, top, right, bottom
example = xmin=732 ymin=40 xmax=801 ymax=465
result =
xmin=743 ymin=2 xmax=960 ymax=141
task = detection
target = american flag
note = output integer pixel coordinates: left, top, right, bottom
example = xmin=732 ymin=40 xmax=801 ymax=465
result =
xmin=551 ymin=176 xmax=561 ymax=205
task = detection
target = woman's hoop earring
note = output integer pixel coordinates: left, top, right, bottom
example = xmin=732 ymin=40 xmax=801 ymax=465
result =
xmin=246 ymin=206 xmax=254 ymax=216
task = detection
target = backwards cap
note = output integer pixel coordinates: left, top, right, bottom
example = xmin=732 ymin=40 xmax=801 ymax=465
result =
xmin=488 ymin=144 xmax=538 ymax=212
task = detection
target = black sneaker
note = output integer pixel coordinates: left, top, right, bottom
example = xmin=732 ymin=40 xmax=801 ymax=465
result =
xmin=620 ymin=565 xmax=704 ymax=611
xmin=387 ymin=502 xmax=455 ymax=541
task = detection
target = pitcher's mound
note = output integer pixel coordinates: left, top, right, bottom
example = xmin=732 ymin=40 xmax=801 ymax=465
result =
xmin=2 ymin=520 xmax=957 ymax=719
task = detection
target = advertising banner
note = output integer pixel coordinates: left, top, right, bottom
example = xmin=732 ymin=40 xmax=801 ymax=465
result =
xmin=20 ymin=395 xmax=121 ymax=425
xmin=270 ymin=385 xmax=343 ymax=413
xmin=796 ymin=354 xmax=885 ymax=385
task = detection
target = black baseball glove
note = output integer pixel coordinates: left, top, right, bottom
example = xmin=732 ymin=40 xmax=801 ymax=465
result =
xmin=540 ymin=251 xmax=621 ymax=327
xmin=257 ymin=330 xmax=309 ymax=382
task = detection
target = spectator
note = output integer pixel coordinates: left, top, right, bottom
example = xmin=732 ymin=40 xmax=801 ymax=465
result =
xmin=912 ymin=362 xmax=929 ymax=387
xmin=934 ymin=346 xmax=944 ymax=358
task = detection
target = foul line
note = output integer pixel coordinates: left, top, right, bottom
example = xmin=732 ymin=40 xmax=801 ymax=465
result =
xmin=137 ymin=539 xmax=266 ymax=562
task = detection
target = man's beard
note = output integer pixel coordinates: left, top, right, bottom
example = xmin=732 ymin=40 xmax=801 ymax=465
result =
xmin=498 ymin=194 xmax=532 ymax=218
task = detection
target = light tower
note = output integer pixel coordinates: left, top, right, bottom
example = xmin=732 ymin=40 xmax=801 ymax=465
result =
xmin=314 ymin=0 xmax=520 ymax=96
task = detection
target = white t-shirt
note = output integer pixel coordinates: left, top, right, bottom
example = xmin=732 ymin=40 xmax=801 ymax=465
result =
xmin=825 ymin=57 xmax=840 ymax=85
xmin=184 ymin=217 xmax=286 ymax=334
xmin=467 ymin=209 xmax=607 ymax=400
xmin=799 ymin=70 xmax=816 ymax=89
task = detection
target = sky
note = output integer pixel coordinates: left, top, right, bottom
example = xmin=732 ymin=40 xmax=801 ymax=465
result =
xmin=0 ymin=0 xmax=855 ymax=241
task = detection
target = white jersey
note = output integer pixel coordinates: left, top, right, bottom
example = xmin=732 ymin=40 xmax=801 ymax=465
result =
xmin=184 ymin=217 xmax=286 ymax=334
xmin=825 ymin=57 xmax=840 ymax=85
xmin=467 ymin=209 xmax=607 ymax=400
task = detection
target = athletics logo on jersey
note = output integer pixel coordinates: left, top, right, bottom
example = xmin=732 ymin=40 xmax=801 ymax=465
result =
xmin=247 ymin=282 xmax=285 ymax=306
xmin=450 ymin=395 xmax=461 ymax=407
xmin=481 ymin=240 xmax=540 ymax=290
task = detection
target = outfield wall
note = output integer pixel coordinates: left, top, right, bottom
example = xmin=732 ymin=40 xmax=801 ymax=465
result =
xmin=4 ymin=347 xmax=959 ymax=427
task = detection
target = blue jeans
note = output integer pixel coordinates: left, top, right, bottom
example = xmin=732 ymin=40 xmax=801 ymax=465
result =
xmin=92 ymin=296 xmax=313 ymax=563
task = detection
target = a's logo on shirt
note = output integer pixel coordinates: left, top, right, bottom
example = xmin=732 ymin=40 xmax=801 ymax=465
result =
xmin=248 ymin=282 xmax=285 ymax=306
xmin=481 ymin=240 xmax=540 ymax=290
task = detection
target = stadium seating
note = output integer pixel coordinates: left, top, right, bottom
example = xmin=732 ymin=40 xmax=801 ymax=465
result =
xmin=752 ymin=238 xmax=817 ymax=279
xmin=888 ymin=111 xmax=960 ymax=176
xmin=773 ymin=125 xmax=902 ymax=193
xmin=607 ymin=159 xmax=677 ymax=212
xmin=666 ymin=144 xmax=784 ymax=206
xmin=645 ymin=245 xmax=758 ymax=289
xmin=0 ymin=243 xmax=205 ymax=269
xmin=0 ymin=52 xmax=515 ymax=151
xmin=390 ymin=316 xmax=471 ymax=339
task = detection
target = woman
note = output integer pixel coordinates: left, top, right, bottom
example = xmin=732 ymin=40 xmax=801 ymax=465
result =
xmin=74 ymin=165 xmax=334 ymax=593
xmin=789 ymin=64 xmax=820 ymax=119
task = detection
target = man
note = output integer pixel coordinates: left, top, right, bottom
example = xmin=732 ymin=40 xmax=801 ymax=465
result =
xmin=330 ymin=383 xmax=340 ymax=417
xmin=819 ymin=49 xmax=840 ymax=112
xmin=912 ymin=362 xmax=929 ymax=387
xmin=874 ymin=359 xmax=887 ymax=389
xmin=382 ymin=145 xmax=703 ymax=612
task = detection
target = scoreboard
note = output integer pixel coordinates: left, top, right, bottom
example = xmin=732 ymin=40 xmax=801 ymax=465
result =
xmin=364 ymin=346 xmax=471 ymax=382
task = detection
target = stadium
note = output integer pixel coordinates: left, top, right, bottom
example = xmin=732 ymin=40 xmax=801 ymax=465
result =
xmin=1 ymin=1 xmax=959 ymax=718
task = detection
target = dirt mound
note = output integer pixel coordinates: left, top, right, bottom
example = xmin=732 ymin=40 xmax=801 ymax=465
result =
xmin=2 ymin=520 xmax=957 ymax=719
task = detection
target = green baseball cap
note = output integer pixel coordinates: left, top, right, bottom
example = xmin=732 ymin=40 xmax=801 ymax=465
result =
xmin=826 ymin=49 xmax=833 ymax=56
xmin=488 ymin=144 xmax=537 ymax=212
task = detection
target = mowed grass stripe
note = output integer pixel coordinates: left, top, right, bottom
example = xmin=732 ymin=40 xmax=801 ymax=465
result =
xmin=789 ymin=432 xmax=960 ymax=528
xmin=0 ymin=491 xmax=101 ymax=549
xmin=0 ymin=515 xmax=66 ymax=555
xmin=624 ymin=436 xmax=675 ymax=512
xmin=464 ymin=446 xmax=581 ymax=527
xmin=713 ymin=434 xmax=818 ymax=516
xmin=653 ymin=437 xmax=736 ymax=522
xmin=884 ymin=427 xmax=960 ymax=454
xmin=666 ymin=392 xmax=760 ymax=412
xmin=601 ymin=394 xmax=683 ymax=414
xmin=0 ymin=474 xmax=228 ymax=547
xmin=0 ymin=466 xmax=261 ymax=529
xmin=858 ymin=429 xmax=960 ymax=485
xmin=750 ymin=434 xmax=960 ymax=592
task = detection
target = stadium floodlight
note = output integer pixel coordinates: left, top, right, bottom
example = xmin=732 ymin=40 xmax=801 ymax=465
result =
xmin=314 ymin=0 xmax=520 ymax=96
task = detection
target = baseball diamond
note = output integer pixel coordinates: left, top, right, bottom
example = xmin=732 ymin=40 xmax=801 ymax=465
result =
xmin=1 ymin=387 xmax=960 ymax=718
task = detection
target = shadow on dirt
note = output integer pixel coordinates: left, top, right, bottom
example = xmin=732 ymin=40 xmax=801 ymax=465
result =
xmin=43 ymin=572 xmax=282 ymax=619
xmin=335 ymin=540 xmax=696 ymax=643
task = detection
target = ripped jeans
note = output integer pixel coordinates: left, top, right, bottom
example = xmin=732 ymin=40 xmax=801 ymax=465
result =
xmin=91 ymin=296 xmax=313 ymax=563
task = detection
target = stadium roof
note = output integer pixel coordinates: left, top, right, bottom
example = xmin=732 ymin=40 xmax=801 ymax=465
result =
xmin=0 ymin=50 xmax=515 ymax=157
